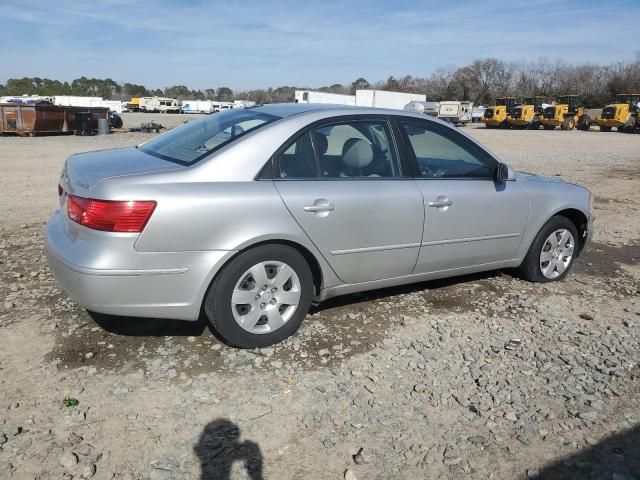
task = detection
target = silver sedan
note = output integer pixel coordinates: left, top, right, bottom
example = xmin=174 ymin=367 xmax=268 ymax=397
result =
xmin=46 ymin=104 xmax=593 ymax=347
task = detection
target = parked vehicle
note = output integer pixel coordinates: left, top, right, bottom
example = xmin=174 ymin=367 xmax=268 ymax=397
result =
xmin=540 ymin=95 xmax=591 ymax=131
xmin=182 ymin=100 xmax=215 ymax=114
xmin=108 ymin=111 xmax=123 ymax=129
xmin=594 ymin=93 xmax=640 ymax=132
xmin=482 ymin=97 xmax=517 ymax=128
xmin=355 ymin=89 xmax=426 ymax=110
xmin=508 ymin=96 xmax=546 ymax=129
xmin=437 ymin=101 xmax=473 ymax=125
xmin=404 ymin=101 xmax=439 ymax=117
xmin=471 ymin=106 xmax=486 ymax=123
xmin=53 ymin=96 xmax=123 ymax=114
xmin=46 ymin=104 xmax=593 ymax=348
xmin=294 ymin=90 xmax=356 ymax=105
xmin=138 ymin=97 xmax=180 ymax=113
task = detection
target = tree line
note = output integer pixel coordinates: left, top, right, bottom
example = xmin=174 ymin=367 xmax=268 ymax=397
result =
xmin=0 ymin=77 xmax=236 ymax=102
xmin=1 ymin=55 xmax=639 ymax=108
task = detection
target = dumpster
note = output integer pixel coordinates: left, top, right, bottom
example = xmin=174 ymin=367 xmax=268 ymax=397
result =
xmin=0 ymin=103 xmax=108 ymax=136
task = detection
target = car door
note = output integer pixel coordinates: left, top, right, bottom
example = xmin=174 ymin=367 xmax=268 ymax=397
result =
xmin=397 ymin=119 xmax=529 ymax=273
xmin=274 ymin=117 xmax=424 ymax=284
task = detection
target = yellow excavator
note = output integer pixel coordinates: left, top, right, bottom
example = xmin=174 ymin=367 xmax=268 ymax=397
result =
xmin=594 ymin=93 xmax=640 ymax=133
xmin=508 ymin=96 xmax=546 ymax=129
xmin=482 ymin=97 xmax=517 ymax=128
xmin=540 ymin=95 xmax=591 ymax=131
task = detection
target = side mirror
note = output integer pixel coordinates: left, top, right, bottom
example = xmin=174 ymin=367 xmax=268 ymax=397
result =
xmin=495 ymin=163 xmax=516 ymax=182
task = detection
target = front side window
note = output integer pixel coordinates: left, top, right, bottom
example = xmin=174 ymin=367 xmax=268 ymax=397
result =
xmin=139 ymin=109 xmax=279 ymax=165
xmin=401 ymin=122 xmax=494 ymax=179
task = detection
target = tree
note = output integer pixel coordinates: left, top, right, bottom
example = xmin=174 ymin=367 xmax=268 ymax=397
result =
xmin=216 ymin=87 xmax=234 ymax=101
xmin=350 ymin=77 xmax=370 ymax=94
xmin=123 ymin=83 xmax=149 ymax=98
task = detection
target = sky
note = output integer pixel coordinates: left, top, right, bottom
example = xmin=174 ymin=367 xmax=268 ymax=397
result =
xmin=1 ymin=0 xmax=638 ymax=91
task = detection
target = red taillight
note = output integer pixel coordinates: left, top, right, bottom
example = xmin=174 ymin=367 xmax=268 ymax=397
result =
xmin=58 ymin=184 xmax=64 ymax=196
xmin=66 ymin=195 xmax=156 ymax=233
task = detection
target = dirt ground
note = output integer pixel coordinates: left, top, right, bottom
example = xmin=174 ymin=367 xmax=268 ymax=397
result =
xmin=1 ymin=114 xmax=639 ymax=480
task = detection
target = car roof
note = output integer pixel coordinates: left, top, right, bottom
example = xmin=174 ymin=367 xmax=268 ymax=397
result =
xmin=254 ymin=102 xmax=429 ymax=121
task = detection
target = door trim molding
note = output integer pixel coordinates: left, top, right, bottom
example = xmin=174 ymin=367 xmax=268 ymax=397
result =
xmin=331 ymin=242 xmax=421 ymax=255
xmin=421 ymin=232 xmax=520 ymax=247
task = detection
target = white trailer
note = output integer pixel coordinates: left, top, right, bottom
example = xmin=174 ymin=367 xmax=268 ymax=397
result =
xmin=294 ymin=90 xmax=356 ymax=105
xmin=52 ymin=96 xmax=123 ymax=113
xmin=404 ymin=101 xmax=439 ymax=117
xmin=181 ymin=100 xmax=214 ymax=114
xmin=437 ymin=101 xmax=474 ymax=125
xmin=138 ymin=97 xmax=180 ymax=113
xmin=233 ymin=99 xmax=256 ymax=108
xmin=355 ymin=90 xmax=426 ymax=110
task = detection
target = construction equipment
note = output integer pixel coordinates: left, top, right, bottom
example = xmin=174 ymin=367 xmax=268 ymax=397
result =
xmin=540 ymin=95 xmax=591 ymax=131
xmin=594 ymin=93 xmax=640 ymax=133
xmin=481 ymin=97 xmax=516 ymax=128
xmin=508 ymin=96 xmax=546 ymax=129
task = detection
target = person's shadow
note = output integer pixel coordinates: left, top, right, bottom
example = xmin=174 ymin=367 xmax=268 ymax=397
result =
xmin=194 ymin=419 xmax=263 ymax=480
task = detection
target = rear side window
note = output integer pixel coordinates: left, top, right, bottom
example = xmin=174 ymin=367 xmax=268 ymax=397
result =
xmin=276 ymin=132 xmax=317 ymax=178
xmin=400 ymin=122 xmax=494 ymax=179
xmin=139 ymin=109 xmax=280 ymax=165
xmin=276 ymin=120 xmax=400 ymax=179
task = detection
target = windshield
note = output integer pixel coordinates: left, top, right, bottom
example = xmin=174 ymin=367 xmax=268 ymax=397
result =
xmin=139 ymin=109 xmax=280 ymax=165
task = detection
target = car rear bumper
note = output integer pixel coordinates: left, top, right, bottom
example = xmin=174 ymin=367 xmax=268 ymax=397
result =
xmin=45 ymin=210 xmax=234 ymax=321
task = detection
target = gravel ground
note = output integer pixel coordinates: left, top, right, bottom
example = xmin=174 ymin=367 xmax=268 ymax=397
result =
xmin=1 ymin=114 xmax=639 ymax=480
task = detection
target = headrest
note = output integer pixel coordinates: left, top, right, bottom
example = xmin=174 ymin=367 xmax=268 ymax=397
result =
xmin=342 ymin=138 xmax=373 ymax=168
xmin=311 ymin=131 xmax=328 ymax=155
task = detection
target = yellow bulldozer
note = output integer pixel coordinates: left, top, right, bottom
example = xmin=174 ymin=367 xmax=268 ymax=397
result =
xmin=482 ymin=97 xmax=517 ymax=128
xmin=539 ymin=95 xmax=591 ymax=131
xmin=508 ymin=96 xmax=546 ymax=129
xmin=594 ymin=93 xmax=640 ymax=133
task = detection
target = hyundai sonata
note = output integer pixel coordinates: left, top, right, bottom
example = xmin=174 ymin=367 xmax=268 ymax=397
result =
xmin=46 ymin=104 xmax=593 ymax=347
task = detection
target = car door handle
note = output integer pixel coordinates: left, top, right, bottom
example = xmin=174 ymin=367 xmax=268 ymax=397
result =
xmin=428 ymin=199 xmax=453 ymax=208
xmin=304 ymin=203 xmax=335 ymax=213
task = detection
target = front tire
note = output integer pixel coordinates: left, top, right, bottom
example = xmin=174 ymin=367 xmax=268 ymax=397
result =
xmin=517 ymin=216 xmax=578 ymax=283
xmin=204 ymin=245 xmax=313 ymax=348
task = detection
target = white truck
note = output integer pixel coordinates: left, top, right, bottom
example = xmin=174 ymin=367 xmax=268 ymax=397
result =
xmin=294 ymin=90 xmax=356 ymax=105
xmin=181 ymin=100 xmax=214 ymax=114
xmin=404 ymin=101 xmax=439 ymax=117
xmin=355 ymin=90 xmax=426 ymax=110
xmin=437 ymin=101 xmax=474 ymax=126
xmin=138 ymin=97 xmax=180 ymax=113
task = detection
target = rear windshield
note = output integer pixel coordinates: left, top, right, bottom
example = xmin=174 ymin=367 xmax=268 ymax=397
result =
xmin=139 ymin=109 xmax=280 ymax=165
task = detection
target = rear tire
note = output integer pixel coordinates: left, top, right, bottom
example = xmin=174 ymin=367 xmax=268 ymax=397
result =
xmin=204 ymin=245 xmax=313 ymax=348
xmin=561 ymin=117 xmax=575 ymax=130
xmin=577 ymin=115 xmax=591 ymax=131
xmin=517 ymin=216 xmax=579 ymax=283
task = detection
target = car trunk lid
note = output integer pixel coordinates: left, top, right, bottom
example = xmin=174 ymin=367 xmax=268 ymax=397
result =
xmin=62 ymin=146 xmax=182 ymax=196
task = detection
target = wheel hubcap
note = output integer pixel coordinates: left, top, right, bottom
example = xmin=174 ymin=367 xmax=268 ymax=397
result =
xmin=540 ymin=229 xmax=575 ymax=279
xmin=231 ymin=261 xmax=301 ymax=334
